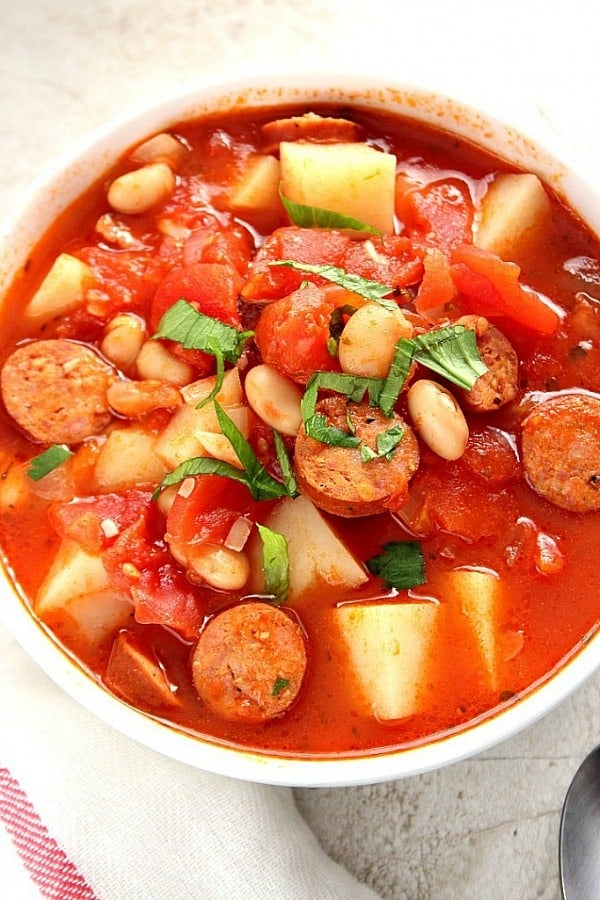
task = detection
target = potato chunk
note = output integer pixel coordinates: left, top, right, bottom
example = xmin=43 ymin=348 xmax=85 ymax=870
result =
xmin=155 ymin=371 xmax=249 ymax=470
xmin=249 ymin=495 xmax=368 ymax=601
xmin=94 ymin=426 xmax=167 ymax=491
xmin=444 ymin=568 xmax=502 ymax=689
xmin=35 ymin=538 xmax=133 ymax=651
xmin=229 ymin=155 xmax=281 ymax=214
xmin=475 ymin=173 xmax=551 ymax=260
xmin=334 ymin=601 xmax=439 ymax=720
xmin=25 ymin=253 xmax=95 ymax=324
xmin=280 ymin=142 xmax=396 ymax=234
xmin=36 ymin=538 xmax=111 ymax=615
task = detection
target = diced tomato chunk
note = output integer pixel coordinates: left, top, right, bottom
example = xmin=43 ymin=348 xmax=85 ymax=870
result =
xmin=182 ymin=223 xmax=254 ymax=275
xmin=241 ymin=227 xmax=350 ymax=301
xmin=414 ymin=247 xmax=456 ymax=315
xmin=79 ymin=247 xmax=168 ymax=319
xmin=166 ymin=475 xmax=257 ymax=554
xmin=450 ymin=243 xmax=561 ymax=333
xmin=395 ymin=178 xmax=474 ymax=253
xmin=341 ymin=236 xmax=423 ymax=289
xmin=50 ymin=491 xmax=157 ymax=555
xmin=151 ymin=261 xmax=242 ymax=330
xmin=150 ymin=260 xmax=245 ymax=374
xmin=255 ymin=283 xmax=362 ymax=384
xmin=131 ymin=562 xmax=205 ymax=639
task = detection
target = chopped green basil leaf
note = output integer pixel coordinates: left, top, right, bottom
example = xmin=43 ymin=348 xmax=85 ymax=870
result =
xmin=305 ymin=413 xmax=361 ymax=448
xmin=153 ymin=299 xmax=253 ymax=363
xmin=412 ymin=325 xmax=487 ymax=390
xmin=270 ymin=260 xmax=397 ymax=310
xmin=360 ymin=424 xmax=404 ymax=463
xmin=378 ymin=338 xmax=414 ymax=416
xmin=257 ymin=523 xmax=289 ymax=605
xmin=154 ymin=405 xmax=295 ymax=501
xmin=272 ymin=676 xmax=291 ymax=696
xmin=279 ymin=190 xmax=380 ymax=236
xmin=367 ymin=541 xmax=426 ymax=589
xmin=213 ymin=403 xmax=295 ymax=499
xmin=272 ymin=430 xmax=298 ymax=497
xmin=27 ymin=445 xmax=73 ymax=481
xmin=301 ymin=372 xmax=377 ymax=447
xmin=195 ymin=340 xmax=225 ymax=409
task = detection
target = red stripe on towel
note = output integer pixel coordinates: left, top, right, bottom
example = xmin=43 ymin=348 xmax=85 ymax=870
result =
xmin=0 ymin=766 xmax=98 ymax=899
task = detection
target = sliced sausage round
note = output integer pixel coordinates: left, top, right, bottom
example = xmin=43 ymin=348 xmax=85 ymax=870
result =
xmin=191 ymin=602 xmax=307 ymax=722
xmin=261 ymin=113 xmax=362 ymax=153
xmin=294 ymin=396 xmax=420 ymax=517
xmin=461 ymin=323 xmax=519 ymax=413
xmin=1 ymin=339 xmax=115 ymax=443
xmin=521 ymin=393 xmax=600 ymax=512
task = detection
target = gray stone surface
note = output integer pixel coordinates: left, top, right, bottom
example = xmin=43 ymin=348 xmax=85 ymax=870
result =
xmin=1 ymin=2 xmax=599 ymax=897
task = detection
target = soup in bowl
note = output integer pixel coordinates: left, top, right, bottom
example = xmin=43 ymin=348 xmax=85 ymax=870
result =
xmin=0 ymin=76 xmax=599 ymax=786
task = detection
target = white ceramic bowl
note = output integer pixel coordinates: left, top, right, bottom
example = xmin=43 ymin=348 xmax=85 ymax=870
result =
xmin=1 ymin=75 xmax=599 ymax=787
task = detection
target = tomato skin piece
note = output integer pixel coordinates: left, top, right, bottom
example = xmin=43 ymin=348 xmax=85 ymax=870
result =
xmin=255 ymin=283 xmax=359 ymax=384
xmin=395 ymin=178 xmax=474 ymax=253
xmin=241 ymin=227 xmax=349 ymax=302
xmin=450 ymin=243 xmax=561 ymax=333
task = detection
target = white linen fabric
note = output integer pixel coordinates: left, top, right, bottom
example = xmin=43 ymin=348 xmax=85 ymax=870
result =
xmin=0 ymin=624 xmax=379 ymax=900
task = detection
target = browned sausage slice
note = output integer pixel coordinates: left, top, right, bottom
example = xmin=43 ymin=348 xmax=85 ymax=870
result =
xmin=191 ymin=602 xmax=307 ymax=722
xmin=294 ymin=397 xmax=420 ymax=517
xmin=1 ymin=339 xmax=115 ymax=443
xmin=261 ymin=113 xmax=362 ymax=154
xmin=521 ymin=393 xmax=600 ymax=512
xmin=460 ymin=320 xmax=519 ymax=413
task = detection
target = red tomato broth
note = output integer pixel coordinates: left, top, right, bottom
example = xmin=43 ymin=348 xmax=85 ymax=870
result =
xmin=0 ymin=102 xmax=599 ymax=757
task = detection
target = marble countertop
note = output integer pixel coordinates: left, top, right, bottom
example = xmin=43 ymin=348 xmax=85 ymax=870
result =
xmin=1 ymin=1 xmax=599 ymax=897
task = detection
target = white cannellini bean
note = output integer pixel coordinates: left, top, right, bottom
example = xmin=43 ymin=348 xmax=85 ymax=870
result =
xmin=187 ymin=544 xmax=250 ymax=591
xmin=106 ymin=379 xmax=182 ymax=418
xmin=101 ymin=313 xmax=146 ymax=371
xmin=107 ymin=162 xmax=175 ymax=215
xmin=244 ymin=364 xmax=303 ymax=436
xmin=129 ymin=133 xmax=187 ymax=168
xmin=338 ymin=302 xmax=414 ymax=379
xmin=407 ymin=379 xmax=469 ymax=461
xmin=135 ymin=340 xmax=195 ymax=386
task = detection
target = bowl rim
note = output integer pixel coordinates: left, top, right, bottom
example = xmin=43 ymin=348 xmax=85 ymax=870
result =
xmin=1 ymin=73 xmax=599 ymax=787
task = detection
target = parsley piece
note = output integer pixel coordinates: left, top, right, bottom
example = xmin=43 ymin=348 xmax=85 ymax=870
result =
xmin=257 ymin=523 xmax=289 ymax=605
xmin=272 ymin=676 xmax=291 ymax=697
xmin=367 ymin=541 xmax=426 ymax=590
xmin=27 ymin=445 xmax=73 ymax=481
xmin=153 ymin=299 xmax=253 ymax=363
xmin=412 ymin=325 xmax=487 ymax=391
xmin=270 ymin=260 xmax=397 ymax=311
xmin=279 ymin=190 xmax=380 ymax=236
